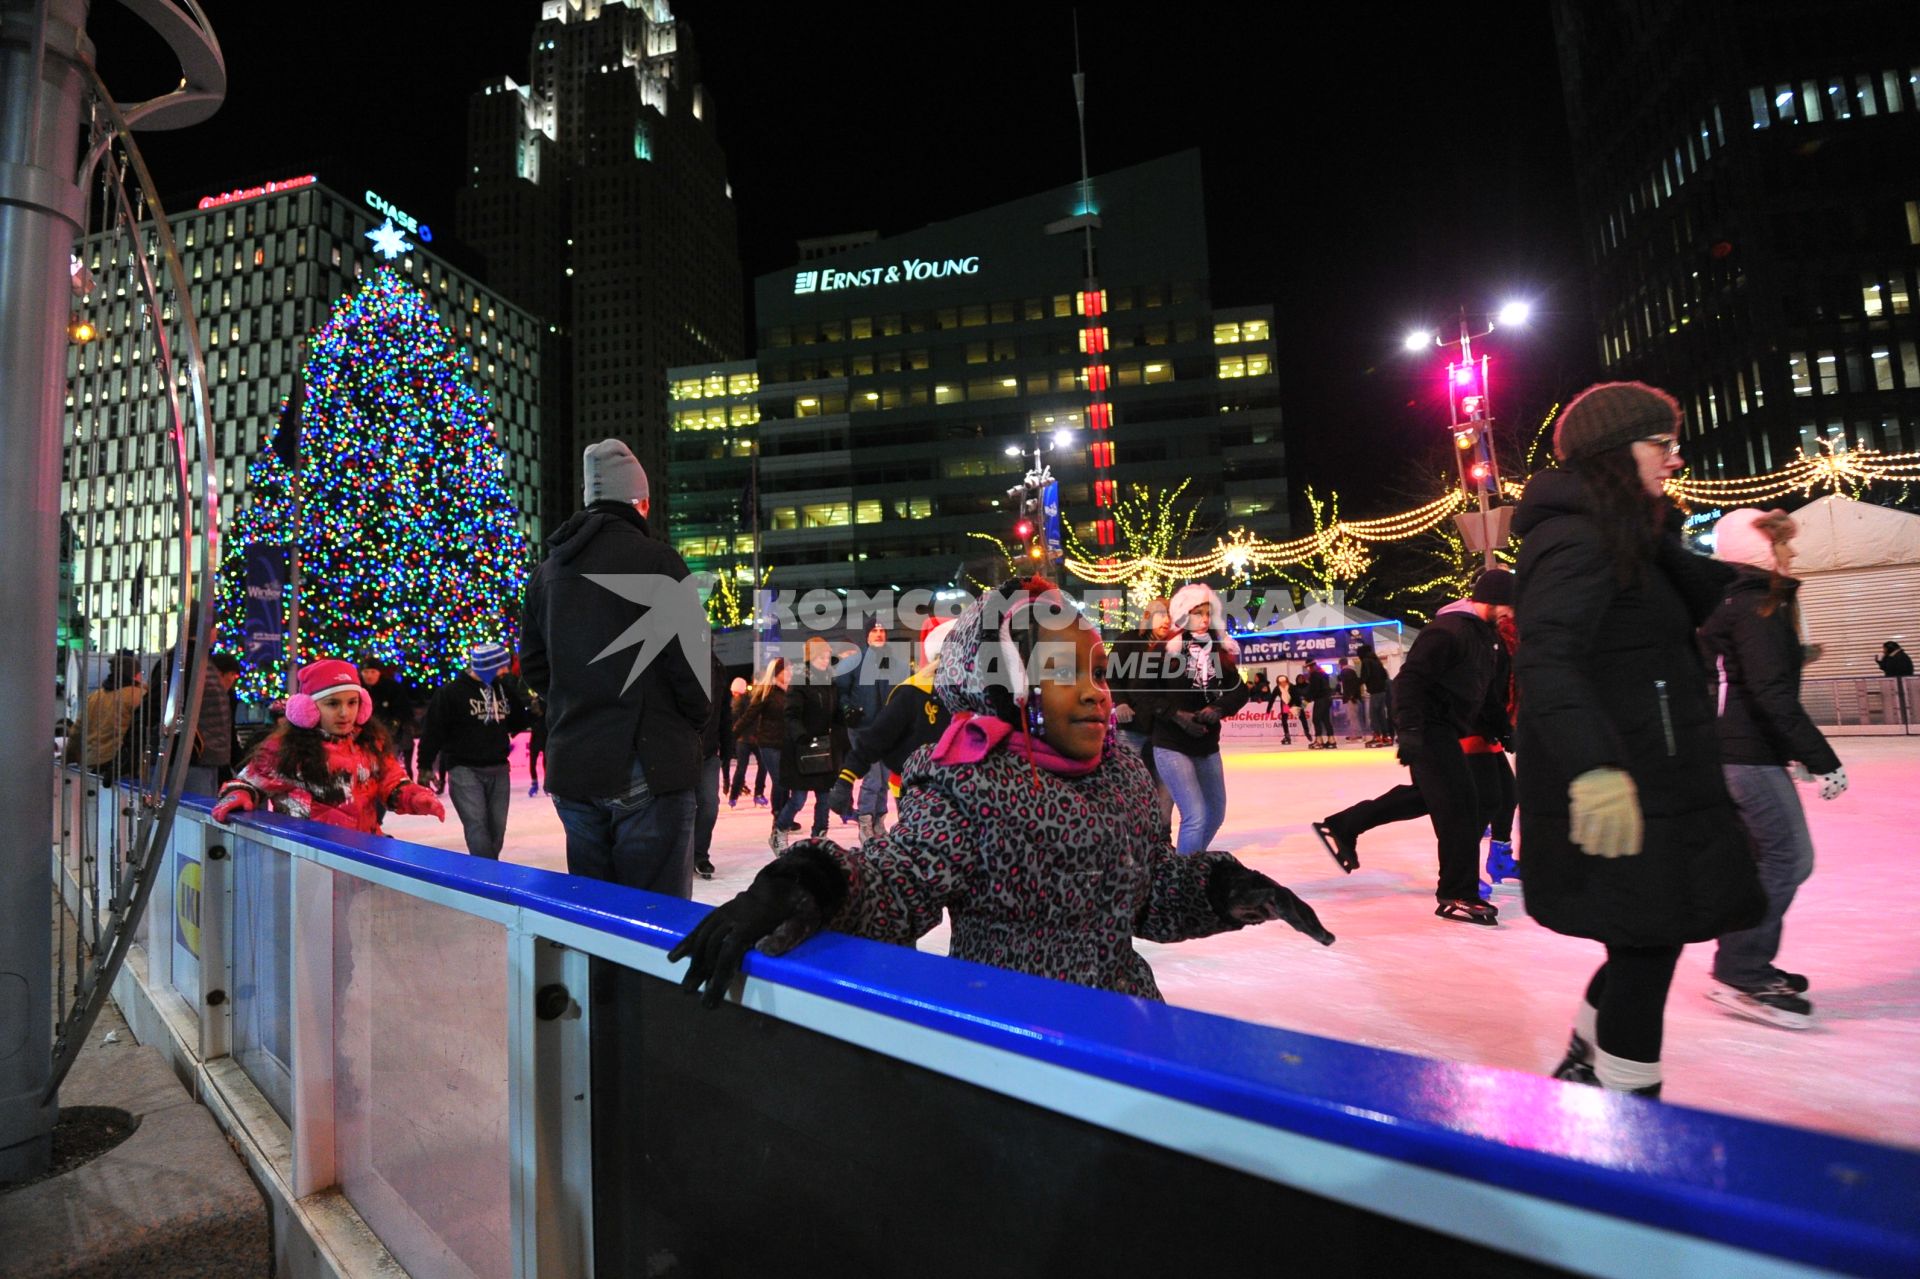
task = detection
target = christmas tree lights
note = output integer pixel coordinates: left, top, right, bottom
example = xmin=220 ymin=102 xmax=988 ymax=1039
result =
xmin=218 ymin=267 xmax=529 ymax=700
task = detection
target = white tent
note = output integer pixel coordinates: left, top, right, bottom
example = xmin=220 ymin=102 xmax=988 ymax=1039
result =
xmin=1782 ymin=496 xmax=1920 ymax=678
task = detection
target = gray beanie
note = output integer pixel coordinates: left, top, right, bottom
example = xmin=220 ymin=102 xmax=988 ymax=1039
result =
xmin=583 ymin=439 xmax=648 ymax=506
xmin=1554 ymin=381 xmax=1681 ymax=462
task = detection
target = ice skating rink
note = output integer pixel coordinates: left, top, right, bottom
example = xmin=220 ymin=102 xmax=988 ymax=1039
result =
xmin=386 ymin=734 xmax=1920 ymax=1149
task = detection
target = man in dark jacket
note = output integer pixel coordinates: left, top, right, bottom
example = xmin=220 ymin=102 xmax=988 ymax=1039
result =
xmin=420 ymin=642 xmax=530 ymax=859
xmin=185 ymin=653 xmax=242 ymax=795
xmin=1306 ymin=661 xmax=1334 ymax=748
xmin=777 ymin=636 xmax=848 ymax=848
xmin=693 ymin=649 xmax=732 ymax=880
xmin=1314 ymin=571 xmax=1513 ymax=923
xmin=358 ymin=658 xmax=416 ymax=775
xmin=520 ymin=440 xmax=711 ymax=895
xmin=1108 ymin=597 xmax=1174 ymax=825
xmin=842 ymin=623 xmax=897 ymax=842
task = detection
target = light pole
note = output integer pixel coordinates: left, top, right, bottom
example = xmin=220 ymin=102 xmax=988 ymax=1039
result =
xmin=1003 ymin=429 xmax=1074 ymax=574
xmin=1405 ymin=301 xmax=1529 ymax=570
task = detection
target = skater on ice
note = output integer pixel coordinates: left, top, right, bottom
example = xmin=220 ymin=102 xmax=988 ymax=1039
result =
xmin=213 ymin=658 xmax=445 ymax=833
xmin=1699 ymin=507 xmax=1848 ymax=1029
xmin=670 ymin=577 xmax=1333 ymax=1006
xmin=1512 ymin=381 xmax=1764 ymax=1098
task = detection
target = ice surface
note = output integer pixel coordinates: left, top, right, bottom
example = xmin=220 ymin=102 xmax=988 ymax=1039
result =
xmin=386 ymin=735 xmax=1920 ymax=1149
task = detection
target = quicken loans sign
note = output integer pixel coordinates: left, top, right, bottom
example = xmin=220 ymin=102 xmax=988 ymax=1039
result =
xmin=794 ymin=256 xmax=981 ymax=295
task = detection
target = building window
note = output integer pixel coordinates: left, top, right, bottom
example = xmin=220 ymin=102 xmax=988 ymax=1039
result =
xmin=1219 ymin=356 xmax=1247 ymax=378
xmin=1213 ymin=322 xmax=1242 ymax=345
xmin=1789 ymin=353 xmax=1812 ymax=396
xmin=1816 ymin=351 xmax=1839 ymax=395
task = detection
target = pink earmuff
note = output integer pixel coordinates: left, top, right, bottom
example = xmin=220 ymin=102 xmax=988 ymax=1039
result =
xmin=285 ymin=688 xmax=372 ymax=729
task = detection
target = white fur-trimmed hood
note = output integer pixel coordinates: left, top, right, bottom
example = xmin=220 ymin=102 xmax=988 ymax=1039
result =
xmin=1165 ymin=583 xmax=1238 ymax=657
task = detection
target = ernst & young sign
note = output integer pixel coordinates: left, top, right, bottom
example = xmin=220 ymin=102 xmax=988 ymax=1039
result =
xmin=794 ymin=255 xmax=981 ymax=295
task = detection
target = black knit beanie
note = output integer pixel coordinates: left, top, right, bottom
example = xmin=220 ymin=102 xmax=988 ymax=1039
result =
xmin=1554 ymin=381 xmax=1681 ymax=462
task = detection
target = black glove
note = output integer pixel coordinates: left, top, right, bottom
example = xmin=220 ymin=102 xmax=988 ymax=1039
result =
xmin=1193 ymin=706 xmax=1222 ymax=728
xmin=1206 ymin=859 xmax=1335 ymax=946
xmin=1395 ymin=730 xmax=1426 ymax=767
xmin=826 ymin=778 xmax=856 ymax=819
xmin=667 ymin=850 xmax=849 ymax=1009
xmin=843 ymin=705 xmax=866 ymax=728
xmin=1170 ymin=710 xmax=1211 ymax=738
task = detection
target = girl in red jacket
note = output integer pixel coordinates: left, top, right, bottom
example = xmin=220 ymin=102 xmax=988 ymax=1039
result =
xmin=214 ymin=658 xmax=445 ymax=834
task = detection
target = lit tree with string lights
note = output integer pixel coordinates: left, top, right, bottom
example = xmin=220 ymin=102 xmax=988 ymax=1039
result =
xmin=1062 ymin=479 xmax=1205 ymax=613
xmin=217 ymin=265 xmax=529 ymax=700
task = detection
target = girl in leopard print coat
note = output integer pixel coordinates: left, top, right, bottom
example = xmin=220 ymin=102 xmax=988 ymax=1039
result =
xmin=673 ymin=579 xmax=1333 ymax=1002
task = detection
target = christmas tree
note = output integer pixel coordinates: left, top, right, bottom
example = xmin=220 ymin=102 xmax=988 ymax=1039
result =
xmin=219 ymin=266 xmax=529 ymax=701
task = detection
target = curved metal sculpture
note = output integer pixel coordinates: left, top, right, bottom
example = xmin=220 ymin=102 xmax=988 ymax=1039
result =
xmin=38 ymin=0 xmax=225 ymax=1103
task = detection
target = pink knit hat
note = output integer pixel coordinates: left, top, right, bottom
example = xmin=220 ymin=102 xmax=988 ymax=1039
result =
xmin=287 ymin=658 xmax=371 ymax=729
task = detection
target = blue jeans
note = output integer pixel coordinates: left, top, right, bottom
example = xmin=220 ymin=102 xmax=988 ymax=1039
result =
xmin=693 ymin=754 xmax=721 ymax=866
xmin=1368 ymin=687 xmax=1393 ymax=737
xmin=1153 ymin=747 xmax=1228 ymax=854
xmin=856 ymin=760 xmax=890 ymax=818
xmin=447 ymin=763 xmax=511 ymax=859
xmin=1714 ymin=763 xmax=1816 ymax=987
xmin=1120 ymin=728 xmax=1174 ymax=829
xmin=554 ymin=758 xmax=697 ymax=898
xmin=778 ymin=784 xmax=832 ymax=836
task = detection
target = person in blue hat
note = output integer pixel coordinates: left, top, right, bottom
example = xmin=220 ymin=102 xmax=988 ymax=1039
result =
xmin=420 ymin=641 xmax=530 ymax=858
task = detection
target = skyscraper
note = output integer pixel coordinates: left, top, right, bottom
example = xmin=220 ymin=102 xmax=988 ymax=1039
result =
xmin=1551 ymin=0 xmax=1920 ymax=478
xmin=458 ymin=0 xmax=745 ymax=535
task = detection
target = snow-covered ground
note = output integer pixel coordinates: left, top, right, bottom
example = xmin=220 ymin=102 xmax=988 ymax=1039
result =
xmin=385 ymin=733 xmax=1920 ymax=1150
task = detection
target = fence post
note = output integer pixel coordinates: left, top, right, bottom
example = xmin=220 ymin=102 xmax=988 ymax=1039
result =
xmin=508 ymin=932 xmax=593 ymax=1278
xmin=290 ymin=854 xmax=336 ymax=1196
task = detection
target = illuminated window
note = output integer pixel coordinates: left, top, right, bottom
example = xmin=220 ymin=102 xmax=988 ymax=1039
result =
xmin=1241 ymin=318 xmax=1270 ymax=342
xmin=1816 ymin=351 xmax=1839 ymax=395
xmin=1891 ymin=277 xmax=1912 ymax=314
xmin=966 ymin=341 xmax=989 ymax=365
xmin=1213 ymin=322 xmax=1242 ymax=345
xmin=1218 ymin=356 xmax=1247 ymax=379
xmin=961 ymin=304 xmax=987 ymax=327
xmin=850 ymin=317 xmax=872 ymax=339
xmin=1864 ymin=279 xmax=1885 ymax=318
xmin=801 ymin=502 xmax=850 ymax=528
xmin=1143 ymin=362 xmax=1173 ymax=385
xmin=673 ymin=377 xmax=704 ymax=400
xmin=1872 ymin=348 xmax=1895 ymax=391
xmin=727 ymin=372 xmax=759 ymax=395
xmin=855 ymin=500 xmax=882 ymax=523
xmin=933 ymin=383 xmax=963 ymax=405
xmin=1052 ymin=295 xmax=1073 ymax=318
xmin=729 ymin=405 xmax=760 ymax=426
xmin=1245 ymin=353 xmax=1271 ymax=377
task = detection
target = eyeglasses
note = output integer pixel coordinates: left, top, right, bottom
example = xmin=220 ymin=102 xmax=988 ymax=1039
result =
xmin=1637 ymin=435 xmax=1682 ymax=458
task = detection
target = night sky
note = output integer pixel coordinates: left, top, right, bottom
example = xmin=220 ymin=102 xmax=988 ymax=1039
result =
xmin=92 ymin=0 xmax=1596 ymax=516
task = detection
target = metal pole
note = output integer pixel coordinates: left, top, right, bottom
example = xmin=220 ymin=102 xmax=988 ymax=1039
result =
xmin=0 ymin=0 xmax=92 ymax=1181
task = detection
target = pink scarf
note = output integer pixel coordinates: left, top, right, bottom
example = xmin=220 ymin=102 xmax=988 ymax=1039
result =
xmin=931 ymin=711 xmax=1102 ymax=776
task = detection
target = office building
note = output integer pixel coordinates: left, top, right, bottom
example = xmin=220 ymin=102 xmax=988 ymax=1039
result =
xmin=1552 ymin=0 xmax=1920 ymax=474
xmin=666 ymin=150 xmax=1286 ymax=595
xmin=458 ymin=0 xmax=744 ymax=531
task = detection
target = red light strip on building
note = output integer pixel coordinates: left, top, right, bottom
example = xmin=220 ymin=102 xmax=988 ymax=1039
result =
xmin=1078 ymin=289 xmax=1116 ymax=550
xmin=195 ymin=174 xmax=317 ymax=211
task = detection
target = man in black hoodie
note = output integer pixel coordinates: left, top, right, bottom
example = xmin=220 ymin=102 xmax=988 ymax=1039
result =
xmin=520 ymin=440 xmax=712 ymax=896
xmin=420 ymin=642 xmax=530 ymax=859
xmin=1313 ymin=570 xmax=1512 ymax=924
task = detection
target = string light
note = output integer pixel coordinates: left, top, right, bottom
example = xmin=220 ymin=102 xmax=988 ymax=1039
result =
xmin=705 ymin=572 xmax=744 ymax=629
xmin=217 ymin=266 xmax=529 ymax=700
xmin=1064 ymin=441 xmax=1920 ymax=584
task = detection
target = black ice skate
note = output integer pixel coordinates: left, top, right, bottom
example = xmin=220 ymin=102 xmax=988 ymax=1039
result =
xmin=1550 ymin=1031 xmax=1596 ymax=1085
xmin=1434 ymin=898 xmax=1498 ymax=926
xmin=1708 ymin=976 xmax=1813 ymax=1029
xmin=1311 ymin=820 xmax=1360 ymax=873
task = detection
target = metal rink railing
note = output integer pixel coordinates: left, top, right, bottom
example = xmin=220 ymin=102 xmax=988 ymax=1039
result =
xmin=58 ymin=780 xmax=1920 ymax=1279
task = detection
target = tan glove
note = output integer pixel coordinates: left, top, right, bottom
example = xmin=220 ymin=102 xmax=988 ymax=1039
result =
xmin=1568 ymin=768 xmax=1643 ymax=858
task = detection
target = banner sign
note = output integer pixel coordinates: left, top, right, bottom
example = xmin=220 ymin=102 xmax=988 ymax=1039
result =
xmin=243 ymin=545 xmax=288 ymax=669
xmin=1237 ymin=626 xmax=1374 ymax=664
xmin=1042 ymin=480 xmax=1062 ymax=565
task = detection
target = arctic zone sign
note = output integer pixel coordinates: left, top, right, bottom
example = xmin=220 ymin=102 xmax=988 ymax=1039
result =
xmin=794 ymin=256 xmax=981 ymax=295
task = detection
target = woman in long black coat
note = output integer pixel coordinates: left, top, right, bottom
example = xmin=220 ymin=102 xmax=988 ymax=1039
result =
xmin=1512 ymin=381 xmax=1764 ymax=1100
xmin=777 ymin=636 xmax=849 ymax=847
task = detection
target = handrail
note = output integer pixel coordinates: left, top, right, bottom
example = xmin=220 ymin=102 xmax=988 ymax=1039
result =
xmin=176 ymin=793 xmax=1920 ymax=1279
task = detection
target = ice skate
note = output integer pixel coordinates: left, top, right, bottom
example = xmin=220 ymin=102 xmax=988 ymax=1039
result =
xmin=1434 ymin=898 xmax=1498 ymax=926
xmin=769 ymin=825 xmax=789 ymax=852
xmin=1485 ymin=839 xmax=1519 ymax=883
xmin=1311 ymin=820 xmax=1359 ymax=873
xmin=1708 ymin=977 xmax=1813 ymax=1029
xmin=694 ymin=854 xmax=715 ymax=880
xmin=1765 ymin=966 xmax=1810 ymax=994
xmin=1550 ymin=1031 xmax=1596 ymax=1084
xmin=857 ymin=814 xmax=877 ymax=846
xmin=753 ymin=794 xmax=769 ymax=806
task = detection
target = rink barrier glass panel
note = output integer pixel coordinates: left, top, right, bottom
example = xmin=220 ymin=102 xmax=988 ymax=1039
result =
xmin=137 ymin=797 xmax=1919 ymax=1279
xmin=230 ymin=832 xmax=292 ymax=1121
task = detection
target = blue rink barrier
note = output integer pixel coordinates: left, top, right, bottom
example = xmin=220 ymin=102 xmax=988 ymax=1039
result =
xmin=149 ymin=794 xmax=1919 ymax=1279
